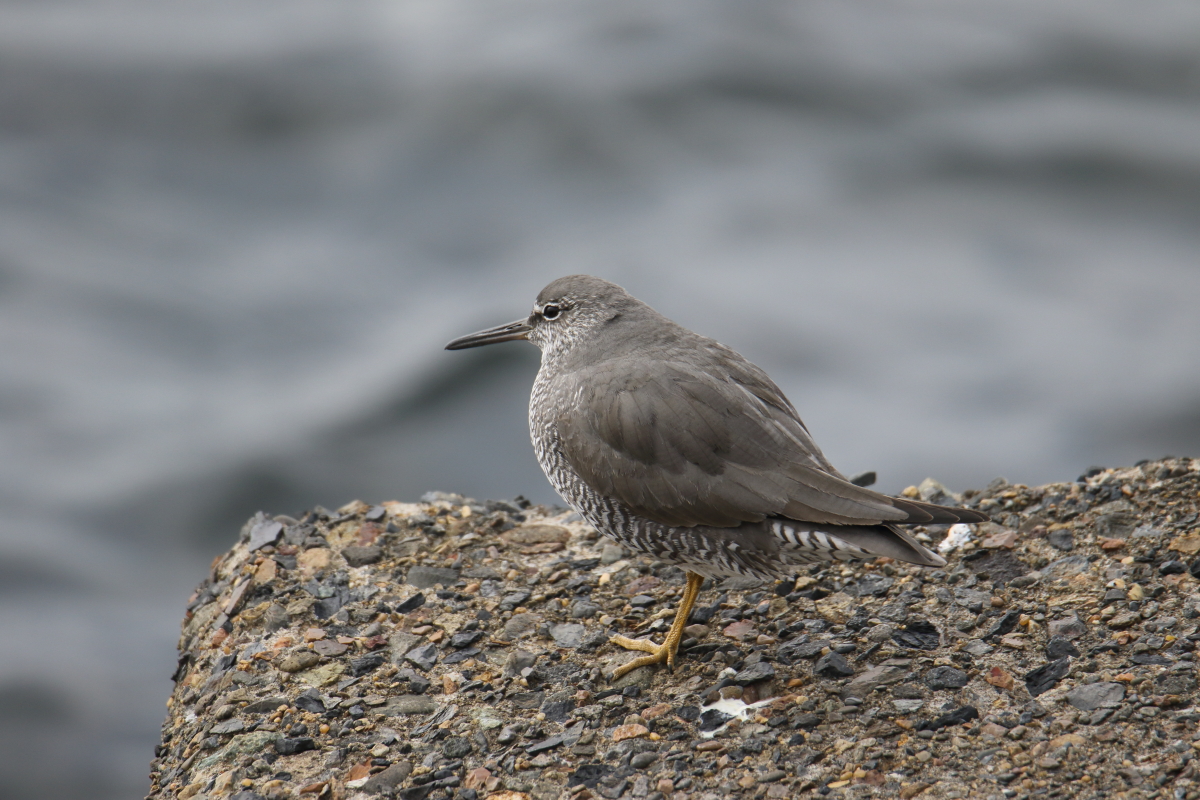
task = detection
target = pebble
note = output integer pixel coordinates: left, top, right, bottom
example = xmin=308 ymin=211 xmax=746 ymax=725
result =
xmin=732 ymin=661 xmax=775 ymax=685
xmin=504 ymin=612 xmax=541 ymax=639
xmin=341 ymin=545 xmax=382 ymax=567
xmin=814 ymin=652 xmax=855 ymax=678
xmin=550 ymin=623 xmax=586 ymax=648
xmin=1047 ymin=615 xmax=1086 ymax=639
xmin=1023 ymin=657 xmax=1070 ymax=697
xmin=404 ymin=643 xmax=439 ymax=671
xmin=278 ymin=650 xmax=320 ymax=673
xmin=381 ymin=695 xmax=438 ymax=715
xmin=405 ymin=566 xmax=460 ymax=589
xmin=923 ymin=666 xmax=969 ymax=690
xmin=1047 ymin=528 xmax=1074 ymax=551
xmin=1066 ymin=682 xmax=1125 ymax=711
xmin=1045 ymin=636 xmax=1080 ymax=659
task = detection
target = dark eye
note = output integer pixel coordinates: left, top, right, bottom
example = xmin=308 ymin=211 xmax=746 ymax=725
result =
xmin=542 ymin=304 xmax=561 ymax=320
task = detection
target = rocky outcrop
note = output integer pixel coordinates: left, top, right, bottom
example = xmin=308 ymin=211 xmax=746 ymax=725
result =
xmin=148 ymin=459 xmax=1200 ymax=800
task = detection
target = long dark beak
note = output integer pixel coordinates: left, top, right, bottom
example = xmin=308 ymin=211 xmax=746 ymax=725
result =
xmin=445 ymin=317 xmax=533 ymax=350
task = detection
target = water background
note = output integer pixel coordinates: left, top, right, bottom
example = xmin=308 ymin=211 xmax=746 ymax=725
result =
xmin=1 ymin=2 xmax=1199 ymax=797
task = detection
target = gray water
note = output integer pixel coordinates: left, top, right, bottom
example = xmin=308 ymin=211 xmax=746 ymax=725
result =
xmin=1 ymin=1 xmax=1199 ymax=797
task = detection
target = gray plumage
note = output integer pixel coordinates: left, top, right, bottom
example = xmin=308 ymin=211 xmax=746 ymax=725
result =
xmin=447 ymin=275 xmax=986 ymax=582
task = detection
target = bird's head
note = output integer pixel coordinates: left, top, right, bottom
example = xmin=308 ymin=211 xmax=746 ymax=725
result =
xmin=445 ymin=275 xmax=643 ymax=360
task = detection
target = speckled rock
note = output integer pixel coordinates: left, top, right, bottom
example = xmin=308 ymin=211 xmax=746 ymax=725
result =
xmin=148 ymin=460 xmax=1200 ymax=800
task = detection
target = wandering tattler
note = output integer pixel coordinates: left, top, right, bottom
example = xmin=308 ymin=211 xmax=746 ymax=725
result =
xmin=446 ymin=275 xmax=986 ymax=678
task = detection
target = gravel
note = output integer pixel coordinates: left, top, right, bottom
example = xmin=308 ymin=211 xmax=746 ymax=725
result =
xmin=148 ymin=458 xmax=1200 ymax=800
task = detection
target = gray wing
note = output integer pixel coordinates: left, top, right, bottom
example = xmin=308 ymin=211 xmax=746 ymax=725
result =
xmin=555 ymin=351 xmax=983 ymax=528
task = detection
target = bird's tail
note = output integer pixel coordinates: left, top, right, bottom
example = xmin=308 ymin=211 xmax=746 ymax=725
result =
xmin=771 ymin=520 xmax=947 ymax=568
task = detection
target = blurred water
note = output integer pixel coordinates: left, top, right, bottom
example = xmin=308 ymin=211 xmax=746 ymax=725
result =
xmin=1 ymin=1 xmax=1199 ymax=797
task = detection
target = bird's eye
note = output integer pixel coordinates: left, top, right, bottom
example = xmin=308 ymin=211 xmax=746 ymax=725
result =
xmin=542 ymin=304 xmax=561 ymax=320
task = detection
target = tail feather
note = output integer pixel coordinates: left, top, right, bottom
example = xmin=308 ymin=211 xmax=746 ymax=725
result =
xmin=890 ymin=497 xmax=989 ymax=525
xmin=771 ymin=519 xmax=948 ymax=568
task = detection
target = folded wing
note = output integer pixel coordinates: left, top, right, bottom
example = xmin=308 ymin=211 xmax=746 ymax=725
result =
xmin=554 ymin=353 xmax=987 ymax=529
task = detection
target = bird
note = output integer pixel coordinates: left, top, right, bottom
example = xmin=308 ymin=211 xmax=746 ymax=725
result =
xmin=446 ymin=275 xmax=986 ymax=679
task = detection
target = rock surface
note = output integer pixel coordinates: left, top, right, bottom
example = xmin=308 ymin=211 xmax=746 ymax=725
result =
xmin=148 ymin=459 xmax=1200 ymax=800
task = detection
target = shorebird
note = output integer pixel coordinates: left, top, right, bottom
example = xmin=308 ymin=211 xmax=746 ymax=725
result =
xmin=446 ymin=275 xmax=985 ymax=678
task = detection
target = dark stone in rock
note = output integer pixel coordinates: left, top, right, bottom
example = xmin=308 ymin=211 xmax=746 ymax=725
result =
xmin=1024 ymin=658 xmax=1070 ymax=697
xmin=848 ymin=574 xmax=894 ymax=598
xmin=891 ymin=619 xmax=940 ymax=651
xmin=1048 ymin=615 xmax=1087 ymax=640
xmin=918 ymin=705 xmax=978 ymax=731
xmin=263 ymin=603 xmax=289 ymax=632
xmin=230 ymin=793 xmax=266 ymax=800
xmin=629 ymin=595 xmax=656 ymax=608
xmin=1096 ymin=511 xmax=1135 ymax=539
xmin=242 ymin=697 xmax=288 ymax=715
xmin=1047 ymin=555 xmax=1091 ymax=577
xmin=1047 ymin=529 xmax=1074 ymax=551
xmin=1046 ymin=637 xmax=1080 ymax=660
xmin=275 ymin=737 xmax=316 ymax=756
xmin=791 ymin=713 xmax=822 ymax=729
xmin=395 ymin=593 xmax=426 ymax=614
xmin=579 ymin=631 xmax=609 ymax=653
xmin=840 ymin=664 xmax=908 ymax=699
xmin=923 ymin=666 xmax=969 ymax=690
xmin=1066 ymin=682 xmax=1125 ymax=711
xmin=526 ymin=734 xmax=566 ymax=755
xmin=570 ymin=600 xmax=601 ymax=619
xmin=351 ymin=653 xmax=386 ymax=676
xmin=342 ymin=546 xmax=382 ymax=567
xmin=293 ymin=689 xmax=325 ymax=713
xmin=550 ymin=623 xmax=586 ymax=648
xmin=363 ymin=762 xmax=413 ymax=794
xmin=813 ymin=653 xmax=854 ymax=678
xmin=398 ymin=787 xmax=433 ymax=800
xmin=211 ymin=719 xmax=245 ymax=735
xmin=1159 ymin=560 xmax=1188 ymax=575
xmin=699 ymin=708 xmax=734 ymax=732
xmin=312 ymin=639 xmax=348 ymax=658
xmin=964 ymin=550 xmax=1029 ymax=585
xmin=504 ymin=650 xmax=537 ymax=677
xmin=1131 ymin=654 xmax=1172 ymax=666
xmin=630 ymin=752 xmax=657 ymax=769
xmin=733 ymin=661 xmax=776 ymax=685
xmin=892 ymin=683 xmax=925 ymax=699
xmin=248 ymin=519 xmax=285 ymax=551
xmin=1103 ymin=588 xmax=1127 ymax=604
xmin=312 ymin=596 xmax=346 ymax=620
xmin=1157 ymin=672 xmax=1197 ymax=695
xmin=449 ymin=630 xmax=486 ymax=649
xmin=985 ymin=610 xmax=1022 ymax=641
xmin=443 ymin=648 xmax=480 ymax=665
xmin=504 ymin=613 xmax=541 ymax=639
xmin=443 ymin=737 xmax=472 ymax=759
xmin=876 ymin=603 xmax=909 ymax=623
xmin=675 ymin=705 xmax=700 ymax=722
xmin=511 ymin=692 xmax=544 ymax=710
xmin=568 ymin=764 xmax=613 ymax=789
xmin=405 ymin=643 xmax=438 ymax=672
xmin=688 ymin=601 xmax=720 ymax=625
xmin=381 ymin=695 xmax=437 ymax=715
xmin=406 ymin=567 xmax=460 ymax=590
xmin=500 ymin=591 xmax=532 ymax=609
xmin=542 ymin=698 xmax=576 ymax=723
xmin=778 ymin=640 xmax=830 ymax=662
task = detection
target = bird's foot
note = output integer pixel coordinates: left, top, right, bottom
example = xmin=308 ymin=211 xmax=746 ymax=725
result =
xmin=610 ymin=635 xmax=677 ymax=679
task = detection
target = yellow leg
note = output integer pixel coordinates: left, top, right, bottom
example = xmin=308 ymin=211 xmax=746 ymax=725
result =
xmin=611 ymin=571 xmax=704 ymax=679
